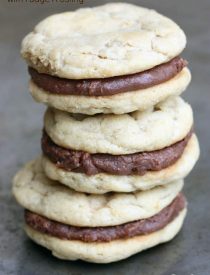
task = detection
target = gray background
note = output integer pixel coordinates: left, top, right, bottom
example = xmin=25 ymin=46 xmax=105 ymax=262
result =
xmin=0 ymin=0 xmax=209 ymax=274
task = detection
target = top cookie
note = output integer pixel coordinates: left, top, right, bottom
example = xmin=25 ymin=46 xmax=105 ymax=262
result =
xmin=21 ymin=3 xmax=186 ymax=79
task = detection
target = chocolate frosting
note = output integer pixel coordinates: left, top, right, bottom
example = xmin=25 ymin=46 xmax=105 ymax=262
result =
xmin=42 ymin=130 xmax=192 ymax=176
xmin=25 ymin=193 xmax=186 ymax=242
xmin=29 ymin=57 xmax=187 ymax=96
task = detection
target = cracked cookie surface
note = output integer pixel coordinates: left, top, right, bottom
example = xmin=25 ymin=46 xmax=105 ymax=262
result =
xmin=44 ymin=97 xmax=193 ymax=154
xmin=21 ymin=3 xmax=186 ymax=79
xmin=12 ymin=159 xmax=183 ymax=227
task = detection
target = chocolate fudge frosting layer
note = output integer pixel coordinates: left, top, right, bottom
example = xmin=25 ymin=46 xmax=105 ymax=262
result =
xmin=29 ymin=57 xmax=187 ymax=96
xmin=42 ymin=130 xmax=192 ymax=176
xmin=25 ymin=193 xmax=186 ymax=243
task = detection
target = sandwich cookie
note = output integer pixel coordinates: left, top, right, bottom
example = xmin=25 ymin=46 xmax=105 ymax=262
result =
xmin=21 ymin=3 xmax=190 ymax=114
xmin=41 ymin=97 xmax=199 ymax=193
xmin=13 ymin=159 xmax=187 ymax=263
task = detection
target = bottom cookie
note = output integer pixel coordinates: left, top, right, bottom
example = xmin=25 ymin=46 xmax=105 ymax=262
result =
xmin=25 ymin=208 xmax=186 ymax=263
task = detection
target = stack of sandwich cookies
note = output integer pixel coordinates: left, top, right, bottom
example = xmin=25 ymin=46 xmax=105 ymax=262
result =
xmin=13 ymin=3 xmax=199 ymax=263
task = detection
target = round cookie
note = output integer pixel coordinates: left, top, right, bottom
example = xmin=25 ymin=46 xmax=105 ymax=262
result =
xmin=42 ymin=134 xmax=199 ymax=194
xmin=44 ymin=96 xmax=193 ymax=154
xmin=30 ymin=68 xmax=190 ymax=114
xmin=25 ymin=208 xmax=186 ymax=263
xmin=12 ymin=159 xmax=183 ymax=227
xmin=21 ymin=3 xmax=186 ymax=79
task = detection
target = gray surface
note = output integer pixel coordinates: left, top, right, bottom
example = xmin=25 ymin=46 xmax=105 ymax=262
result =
xmin=0 ymin=0 xmax=209 ymax=274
